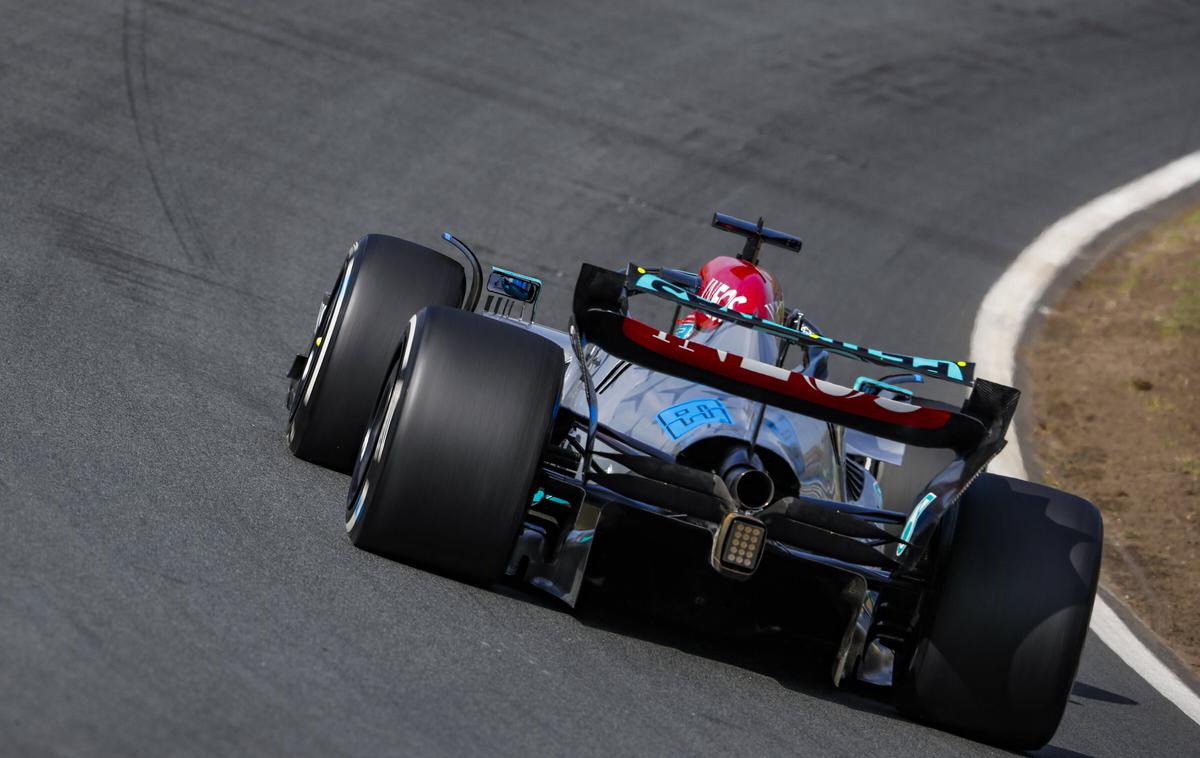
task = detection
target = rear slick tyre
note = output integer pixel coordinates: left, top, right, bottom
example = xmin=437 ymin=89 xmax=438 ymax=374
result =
xmin=895 ymin=473 xmax=1103 ymax=750
xmin=288 ymin=234 xmax=465 ymax=473
xmin=345 ymin=306 xmax=564 ymax=585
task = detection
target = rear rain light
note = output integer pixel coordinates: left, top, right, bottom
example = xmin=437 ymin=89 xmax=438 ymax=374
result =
xmin=711 ymin=513 xmax=766 ymax=579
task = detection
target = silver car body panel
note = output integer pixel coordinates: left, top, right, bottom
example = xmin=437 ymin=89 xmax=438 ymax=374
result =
xmin=495 ymin=312 xmax=890 ymax=608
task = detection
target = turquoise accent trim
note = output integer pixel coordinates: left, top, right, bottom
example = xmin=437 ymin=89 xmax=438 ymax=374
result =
xmin=531 ymin=488 xmax=570 ymax=507
xmin=896 ymin=492 xmax=936 ymax=556
xmin=913 ymin=356 xmax=964 ymax=382
xmin=852 ymin=377 xmax=915 ymax=399
xmin=866 ymin=348 xmax=904 ymax=364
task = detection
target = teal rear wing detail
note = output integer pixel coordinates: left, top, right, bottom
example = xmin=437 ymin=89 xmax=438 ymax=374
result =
xmin=625 ymin=264 xmax=975 ymax=387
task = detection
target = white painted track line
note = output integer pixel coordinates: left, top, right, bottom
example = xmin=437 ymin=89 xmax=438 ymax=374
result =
xmin=970 ymin=151 xmax=1200 ymax=726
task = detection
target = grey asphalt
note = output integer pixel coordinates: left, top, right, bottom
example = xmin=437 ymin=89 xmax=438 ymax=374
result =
xmin=2 ymin=0 xmax=1199 ymax=755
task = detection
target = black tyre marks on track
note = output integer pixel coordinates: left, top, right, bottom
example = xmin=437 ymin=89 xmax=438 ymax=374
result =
xmin=122 ymin=0 xmax=214 ymax=266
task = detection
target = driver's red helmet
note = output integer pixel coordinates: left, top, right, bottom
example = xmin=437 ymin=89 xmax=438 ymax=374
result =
xmin=673 ymin=255 xmax=784 ymax=338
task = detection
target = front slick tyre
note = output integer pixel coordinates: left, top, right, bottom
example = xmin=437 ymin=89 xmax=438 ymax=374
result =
xmin=345 ymin=306 xmax=564 ymax=586
xmin=896 ymin=473 xmax=1102 ymax=750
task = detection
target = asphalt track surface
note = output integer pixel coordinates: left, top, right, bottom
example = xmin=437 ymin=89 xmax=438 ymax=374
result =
xmin=3 ymin=1 xmax=1200 ymax=755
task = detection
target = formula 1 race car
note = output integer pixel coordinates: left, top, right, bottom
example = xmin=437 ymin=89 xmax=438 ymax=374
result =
xmin=284 ymin=213 xmax=1102 ymax=750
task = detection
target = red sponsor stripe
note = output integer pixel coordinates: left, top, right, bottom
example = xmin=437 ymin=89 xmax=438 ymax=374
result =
xmin=621 ymin=318 xmax=952 ymax=430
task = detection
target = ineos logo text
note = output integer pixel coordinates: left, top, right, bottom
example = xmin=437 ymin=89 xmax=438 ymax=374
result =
xmin=699 ymin=278 xmax=749 ymax=309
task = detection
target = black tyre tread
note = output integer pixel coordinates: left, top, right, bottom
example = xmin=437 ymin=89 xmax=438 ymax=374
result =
xmin=896 ymin=473 xmax=1102 ymax=750
xmin=289 ymin=234 xmax=465 ymax=473
xmin=347 ymin=306 xmax=564 ymax=585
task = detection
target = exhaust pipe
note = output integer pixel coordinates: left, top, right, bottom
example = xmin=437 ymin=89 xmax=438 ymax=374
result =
xmin=719 ymin=446 xmax=775 ymax=510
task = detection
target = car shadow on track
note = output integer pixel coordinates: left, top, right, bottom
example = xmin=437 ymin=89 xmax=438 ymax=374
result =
xmin=1068 ymin=681 xmax=1138 ymax=707
xmin=495 ymin=578 xmax=916 ymax=725
xmin=492 ymin=579 xmax=1118 ymax=758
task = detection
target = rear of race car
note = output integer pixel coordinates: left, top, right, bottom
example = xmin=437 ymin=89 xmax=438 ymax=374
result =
xmin=285 ymin=213 xmax=1101 ymax=751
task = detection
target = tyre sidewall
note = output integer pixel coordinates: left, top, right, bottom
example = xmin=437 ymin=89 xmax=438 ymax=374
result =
xmin=289 ymin=235 xmax=465 ymax=472
xmin=347 ymin=307 xmax=564 ymax=585
xmin=897 ymin=473 xmax=1103 ymax=749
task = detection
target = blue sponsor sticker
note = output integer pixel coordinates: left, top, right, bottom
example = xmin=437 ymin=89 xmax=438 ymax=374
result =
xmin=656 ymin=398 xmax=732 ymax=441
xmin=673 ymin=322 xmax=695 ymax=339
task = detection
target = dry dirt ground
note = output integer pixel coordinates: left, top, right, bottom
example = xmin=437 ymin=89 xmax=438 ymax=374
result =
xmin=1025 ymin=205 xmax=1200 ymax=672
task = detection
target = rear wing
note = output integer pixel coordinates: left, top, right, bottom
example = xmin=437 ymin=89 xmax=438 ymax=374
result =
xmin=572 ymin=263 xmax=1016 ymax=454
xmin=626 ymin=265 xmax=975 ymax=386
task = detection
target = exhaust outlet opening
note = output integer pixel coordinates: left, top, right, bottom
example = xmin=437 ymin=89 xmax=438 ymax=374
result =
xmin=677 ymin=436 xmax=797 ymax=510
xmin=728 ymin=466 xmax=774 ymax=510
xmin=717 ymin=445 xmax=775 ymax=510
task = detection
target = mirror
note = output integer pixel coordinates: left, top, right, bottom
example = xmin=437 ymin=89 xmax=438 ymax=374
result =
xmin=486 ymin=268 xmax=541 ymax=304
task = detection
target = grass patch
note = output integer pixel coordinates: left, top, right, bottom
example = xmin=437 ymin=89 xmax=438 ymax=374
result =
xmin=1118 ymin=269 xmax=1140 ymax=295
xmin=1161 ymin=266 xmax=1200 ymax=336
xmin=1182 ymin=456 xmax=1200 ymax=479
